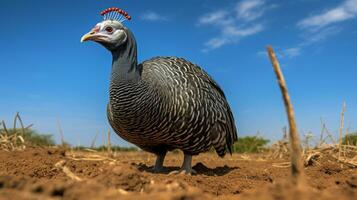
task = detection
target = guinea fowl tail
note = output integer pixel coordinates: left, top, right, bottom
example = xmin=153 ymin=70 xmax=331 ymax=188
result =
xmin=226 ymin=106 xmax=238 ymax=155
xmin=212 ymin=106 xmax=238 ymax=157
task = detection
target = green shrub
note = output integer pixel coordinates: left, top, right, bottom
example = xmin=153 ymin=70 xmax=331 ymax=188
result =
xmin=343 ymin=132 xmax=357 ymax=145
xmin=232 ymin=136 xmax=270 ymax=153
xmin=1 ymin=128 xmax=55 ymax=146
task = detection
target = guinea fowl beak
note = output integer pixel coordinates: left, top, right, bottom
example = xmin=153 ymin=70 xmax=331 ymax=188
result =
xmin=80 ymin=31 xmax=95 ymax=43
xmin=81 ymin=26 xmax=101 ymax=43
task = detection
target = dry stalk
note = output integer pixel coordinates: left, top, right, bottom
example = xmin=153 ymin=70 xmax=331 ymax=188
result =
xmin=1 ymin=120 xmax=9 ymax=135
xmin=303 ymin=132 xmax=314 ymax=150
xmin=272 ymin=162 xmax=291 ymax=168
xmin=324 ymin=123 xmax=337 ymax=145
xmin=55 ymin=160 xmax=82 ymax=181
xmin=270 ymin=127 xmax=290 ymax=159
xmin=318 ymin=119 xmax=335 ymax=147
xmin=90 ymin=131 xmax=99 ymax=148
xmin=84 ymin=148 xmax=98 ymax=153
xmin=13 ymin=115 xmax=17 ymax=130
xmin=302 ymin=144 xmax=356 ymax=168
xmin=57 ymin=119 xmax=65 ymax=147
xmin=1 ymin=114 xmax=27 ymax=151
xmin=270 ymin=139 xmax=289 ymax=159
xmin=283 ymin=126 xmax=288 ymax=140
xmin=344 ymin=123 xmax=351 ymax=157
xmin=304 ymin=152 xmax=321 ymax=166
xmin=15 ymin=112 xmax=26 ymax=136
xmin=66 ymin=152 xmax=116 ymax=162
xmin=332 ymin=155 xmax=357 ymax=168
xmin=319 ymin=118 xmax=324 ymax=147
xmin=107 ymin=129 xmax=113 ymax=157
xmin=240 ymin=154 xmax=251 ymax=160
xmin=338 ymin=102 xmax=346 ymax=160
xmin=267 ymin=46 xmax=306 ymax=187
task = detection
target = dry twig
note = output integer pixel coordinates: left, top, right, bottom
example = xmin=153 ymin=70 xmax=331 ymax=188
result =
xmin=107 ymin=129 xmax=113 ymax=157
xmin=338 ymin=101 xmax=346 ymax=160
xmin=304 ymin=152 xmax=321 ymax=166
xmin=272 ymin=162 xmax=291 ymax=168
xmin=57 ymin=119 xmax=66 ymax=147
xmin=55 ymin=160 xmax=83 ymax=181
xmin=267 ymin=46 xmax=306 ymax=187
xmin=91 ymin=131 xmax=99 ymax=148
xmin=66 ymin=151 xmax=116 ymax=162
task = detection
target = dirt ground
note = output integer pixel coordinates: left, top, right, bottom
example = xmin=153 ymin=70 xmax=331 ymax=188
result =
xmin=0 ymin=147 xmax=356 ymax=200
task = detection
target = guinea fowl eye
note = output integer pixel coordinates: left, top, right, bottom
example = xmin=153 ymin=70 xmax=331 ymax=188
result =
xmin=105 ymin=26 xmax=113 ymax=33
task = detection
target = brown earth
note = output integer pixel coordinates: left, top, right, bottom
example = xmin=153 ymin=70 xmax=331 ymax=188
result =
xmin=0 ymin=147 xmax=356 ymax=200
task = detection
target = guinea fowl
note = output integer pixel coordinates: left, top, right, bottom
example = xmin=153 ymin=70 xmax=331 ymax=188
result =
xmin=81 ymin=7 xmax=238 ymax=174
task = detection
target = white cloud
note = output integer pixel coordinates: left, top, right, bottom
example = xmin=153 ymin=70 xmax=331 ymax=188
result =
xmin=140 ymin=11 xmax=168 ymax=22
xmin=203 ymin=25 xmax=264 ymax=51
xmin=276 ymin=26 xmax=340 ymax=59
xmin=302 ymin=26 xmax=342 ymax=45
xmin=282 ymin=47 xmax=301 ymax=58
xmin=204 ymin=38 xmax=229 ymax=50
xmin=198 ymin=10 xmax=232 ymax=26
xmin=282 ymin=0 xmax=357 ymax=59
xmin=273 ymin=26 xmax=341 ymax=59
xmin=223 ymin=24 xmax=264 ymax=37
xmin=203 ymin=24 xmax=264 ymax=51
xmin=256 ymin=50 xmax=268 ymax=57
xmin=298 ymin=0 xmax=357 ymax=30
xmin=199 ymin=0 xmax=271 ymax=51
xmin=236 ymin=0 xmax=266 ymax=21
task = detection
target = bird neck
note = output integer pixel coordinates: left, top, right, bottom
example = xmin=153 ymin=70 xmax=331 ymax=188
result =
xmin=110 ymin=30 xmax=140 ymax=83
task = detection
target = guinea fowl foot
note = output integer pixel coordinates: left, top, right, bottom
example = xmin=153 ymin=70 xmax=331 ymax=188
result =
xmin=169 ymin=154 xmax=196 ymax=175
xmin=148 ymin=166 xmax=165 ymax=173
xmin=148 ymin=152 xmax=166 ymax=173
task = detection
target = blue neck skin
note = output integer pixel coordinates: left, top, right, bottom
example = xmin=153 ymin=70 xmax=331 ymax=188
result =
xmin=110 ymin=29 xmax=141 ymax=83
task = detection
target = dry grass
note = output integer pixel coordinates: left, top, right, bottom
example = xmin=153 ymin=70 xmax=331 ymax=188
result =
xmin=270 ymin=126 xmax=356 ymax=169
xmin=271 ymin=138 xmax=357 ymax=169
xmin=107 ymin=129 xmax=113 ymax=157
xmin=270 ymin=138 xmax=289 ymax=159
xmin=302 ymin=101 xmax=356 ymax=168
xmin=266 ymin=47 xmax=356 ymax=177
xmin=0 ymin=113 xmax=31 ymax=151
xmin=66 ymin=150 xmax=117 ymax=162
xmin=55 ymin=160 xmax=83 ymax=181
xmin=304 ymin=145 xmax=356 ymax=167
xmin=56 ymin=119 xmax=66 ymax=147
xmin=338 ymin=102 xmax=346 ymax=160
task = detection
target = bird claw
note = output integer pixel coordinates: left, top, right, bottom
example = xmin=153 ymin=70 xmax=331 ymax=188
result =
xmin=169 ymin=169 xmax=197 ymax=175
xmin=148 ymin=166 xmax=165 ymax=174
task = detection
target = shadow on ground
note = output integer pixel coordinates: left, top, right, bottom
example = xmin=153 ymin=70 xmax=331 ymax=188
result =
xmin=135 ymin=162 xmax=238 ymax=176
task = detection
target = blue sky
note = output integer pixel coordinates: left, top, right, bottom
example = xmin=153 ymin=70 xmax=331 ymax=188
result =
xmin=0 ymin=0 xmax=356 ymax=146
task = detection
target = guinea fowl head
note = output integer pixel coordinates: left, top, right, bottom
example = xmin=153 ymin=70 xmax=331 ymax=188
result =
xmin=81 ymin=7 xmax=133 ymax=51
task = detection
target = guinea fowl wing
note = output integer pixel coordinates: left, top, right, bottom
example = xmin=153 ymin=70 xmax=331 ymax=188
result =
xmin=141 ymin=57 xmax=238 ymax=155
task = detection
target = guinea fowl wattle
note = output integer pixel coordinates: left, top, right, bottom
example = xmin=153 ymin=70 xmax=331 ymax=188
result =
xmin=81 ymin=7 xmax=238 ymax=174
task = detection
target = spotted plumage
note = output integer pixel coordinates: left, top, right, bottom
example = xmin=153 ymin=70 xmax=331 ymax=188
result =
xmin=108 ymin=56 xmax=237 ymax=157
xmin=81 ymin=8 xmax=238 ymax=173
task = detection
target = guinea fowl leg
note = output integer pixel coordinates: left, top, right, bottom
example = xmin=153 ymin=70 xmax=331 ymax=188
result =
xmin=151 ymin=152 xmax=166 ymax=173
xmin=170 ymin=154 xmax=197 ymax=175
